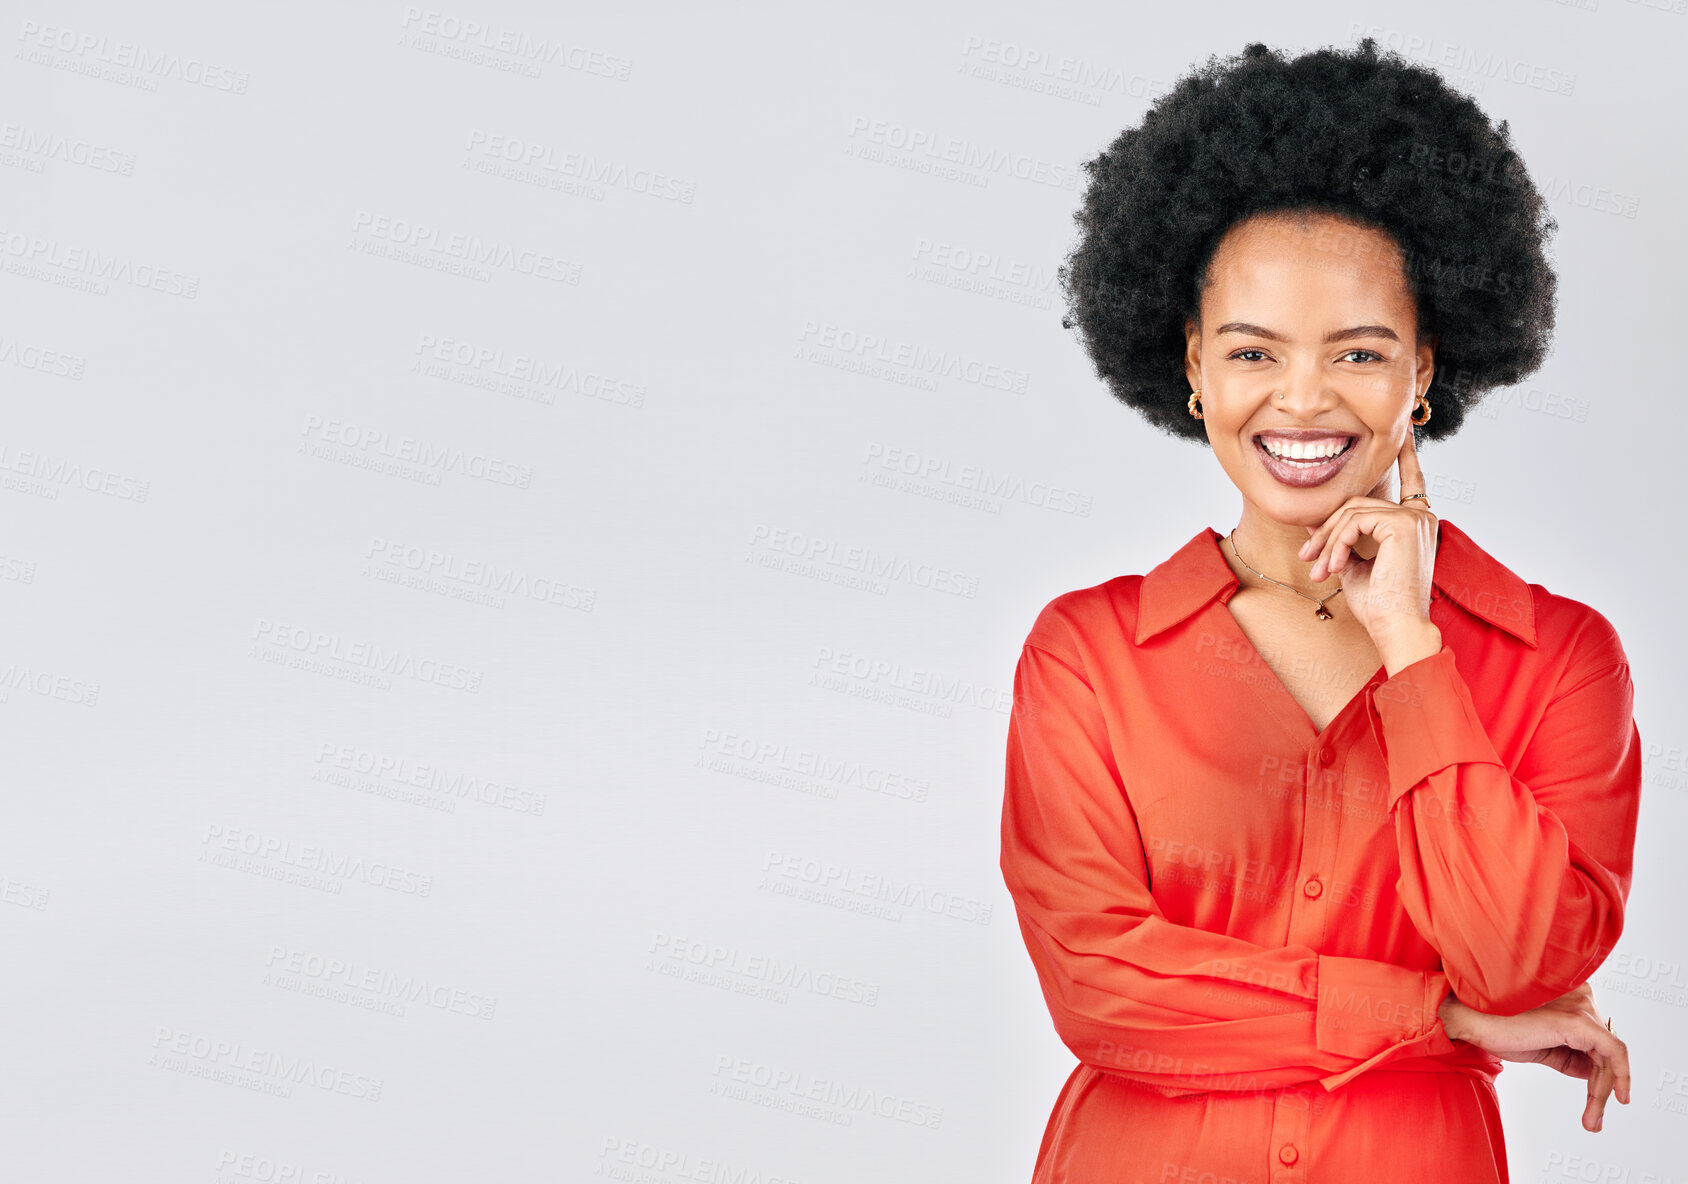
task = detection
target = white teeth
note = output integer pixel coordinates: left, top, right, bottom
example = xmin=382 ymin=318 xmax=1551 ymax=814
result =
xmin=1260 ymin=437 xmax=1349 ymax=461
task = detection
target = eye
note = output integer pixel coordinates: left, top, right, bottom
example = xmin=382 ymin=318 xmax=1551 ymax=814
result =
xmin=1227 ymin=348 xmax=1269 ymax=362
xmin=1342 ymin=349 xmax=1385 ymax=363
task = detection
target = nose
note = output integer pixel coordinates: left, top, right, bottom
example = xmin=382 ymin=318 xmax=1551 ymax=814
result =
xmin=1273 ymin=358 xmax=1341 ymax=418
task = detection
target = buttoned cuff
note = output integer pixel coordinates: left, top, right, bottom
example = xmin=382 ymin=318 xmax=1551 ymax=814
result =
xmin=1315 ymin=960 xmax=1456 ymax=1090
xmin=1365 ymin=645 xmax=1507 ymax=812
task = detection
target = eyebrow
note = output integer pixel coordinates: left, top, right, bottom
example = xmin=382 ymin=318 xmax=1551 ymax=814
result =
xmin=1216 ymin=322 xmax=1400 ymax=344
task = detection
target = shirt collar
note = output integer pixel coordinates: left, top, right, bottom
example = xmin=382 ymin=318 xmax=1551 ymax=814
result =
xmin=1133 ymin=516 xmax=1538 ymax=648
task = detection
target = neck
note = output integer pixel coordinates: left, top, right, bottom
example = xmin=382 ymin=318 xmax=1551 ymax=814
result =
xmin=1225 ymin=502 xmax=1378 ymax=596
xmin=1225 ymin=463 xmax=1400 ymax=596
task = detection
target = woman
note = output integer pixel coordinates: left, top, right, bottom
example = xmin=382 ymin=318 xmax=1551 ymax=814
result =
xmin=999 ymin=39 xmax=1641 ymax=1183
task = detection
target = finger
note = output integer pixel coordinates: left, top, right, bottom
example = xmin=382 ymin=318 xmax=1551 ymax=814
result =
xmin=1611 ymin=1033 xmax=1631 ymax=1106
xmin=1313 ymin=519 xmax=1365 ymax=581
xmin=1313 ymin=510 xmax=1389 ymax=581
xmin=1585 ymin=1051 xmax=1614 ymax=1132
xmin=1299 ymin=498 xmax=1394 ymax=566
xmin=1297 ymin=497 xmax=1366 ymax=562
xmin=1571 ymin=1023 xmax=1630 ymax=1129
xmin=1398 ymin=422 xmax=1428 ymax=504
xmin=1590 ymin=1023 xmax=1632 ymax=1107
xmin=1298 ymin=519 xmax=1333 ymax=562
xmin=1305 ymin=511 xmax=1347 ymax=578
xmin=1552 ymin=1048 xmax=1596 ymax=1080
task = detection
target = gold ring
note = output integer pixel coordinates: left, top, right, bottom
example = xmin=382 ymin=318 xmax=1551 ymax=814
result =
xmin=1606 ymin=1016 xmax=1615 ymax=1034
xmin=1402 ymin=493 xmax=1431 ymax=508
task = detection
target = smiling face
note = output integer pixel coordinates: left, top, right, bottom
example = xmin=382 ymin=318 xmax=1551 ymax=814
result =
xmin=1184 ymin=209 xmax=1437 ymax=527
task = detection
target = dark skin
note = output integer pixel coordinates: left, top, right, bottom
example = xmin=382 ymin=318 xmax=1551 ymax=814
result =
xmin=1184 ymin=209 xmax=1630 ymax=1133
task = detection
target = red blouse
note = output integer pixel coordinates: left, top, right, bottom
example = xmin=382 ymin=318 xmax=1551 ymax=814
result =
xmin=1000 ymin=517 xmax=1641 ymax=1183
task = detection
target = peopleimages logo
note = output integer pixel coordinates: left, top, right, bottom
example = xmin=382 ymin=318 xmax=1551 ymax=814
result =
xmin=351 ymin=210 xmax=581 ymax=283
xmin=149 ymin=1027 xmax=382 ymax=1100
xmin=264 ymin=946 xmax=497 ymax=1020
xmin=0 ymin=228 xmax=198 ymax=297
xmin=749 ymin=524 xmax=980 ymax=598
xmin=201 ymin=823 xmax=435 ymax=897
xmin=300 ymin=414 xmax=533 ymax=489
xmin=846 ymin=115 xmax=1078 ymax=190
xmin=15 ymin=20 xmax=251 ymax=93
xmin=759 ymin=850 xmax=993 ymax=925
xmin=0 ymin=123 xmax=136 ymax=174
xmin=398 ymin=7 xmax=632 ymax=79
xmin=710 ymin=1054 xmax=945 ymax=1130
xmin=463 ymin=130 xmax=695 ymax=203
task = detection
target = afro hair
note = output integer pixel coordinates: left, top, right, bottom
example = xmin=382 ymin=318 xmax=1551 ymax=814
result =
xmin=1057 ymin=37 xmax=1558 ymax=444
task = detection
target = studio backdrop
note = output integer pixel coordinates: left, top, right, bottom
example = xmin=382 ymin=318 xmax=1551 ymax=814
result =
xmin=0 ymin=2 xmax=1681 ymax=1181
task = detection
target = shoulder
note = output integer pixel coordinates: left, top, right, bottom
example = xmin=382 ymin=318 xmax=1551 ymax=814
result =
xmin=1014 ymin=525 xmax=1220 ymax=665
xmin=1440 ymin=517 xmax=1630 ymax=681
xmin=1526 ymin=582 xmax=1631 ymax=681
xmin=1019 ymin=574 xmax=1144 ymax=671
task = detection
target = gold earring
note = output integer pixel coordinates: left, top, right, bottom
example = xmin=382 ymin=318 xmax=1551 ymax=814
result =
xmin=1411 ymin=393 xmax=1431 ymax=426
xmin=1188 ymin=388 xmax=1203 ymax=419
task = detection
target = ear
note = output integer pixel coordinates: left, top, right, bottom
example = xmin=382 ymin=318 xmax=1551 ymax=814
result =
xmin=1184 ymin=317 xmax=1202 ymax=391
xmin=1417 ymin=332 xmax=1438 ymax=398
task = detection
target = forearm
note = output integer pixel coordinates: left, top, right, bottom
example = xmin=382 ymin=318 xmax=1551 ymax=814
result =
xmin=1374 ymin=618 xmax=1442 ymax=679
xmin=1366 ymin=649 xmax=1639 ymax=1014
xmin=1009 ymin=902 xmax=1456 ymax=1093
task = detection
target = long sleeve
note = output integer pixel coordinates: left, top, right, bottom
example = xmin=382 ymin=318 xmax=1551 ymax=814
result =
xmin=1365 ymin=639 xmax=1642 ymax=1017
xmin=1001 ymin=638 xmax=1455 ymax=1096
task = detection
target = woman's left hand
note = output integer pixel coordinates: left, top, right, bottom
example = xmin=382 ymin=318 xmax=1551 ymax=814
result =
xmin=1439 ymin=982 xmax=1630 ymax=1133
xmin=1296 ymin=430 xmax=1440 ymax=653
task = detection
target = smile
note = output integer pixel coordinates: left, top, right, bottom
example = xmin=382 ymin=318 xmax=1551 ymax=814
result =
xmin=1252 ymin=433 xmax=1359 ymax=488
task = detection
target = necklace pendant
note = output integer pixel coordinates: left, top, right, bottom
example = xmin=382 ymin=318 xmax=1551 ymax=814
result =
xmin=1315 ymin=604 xmax=1333 ymax=621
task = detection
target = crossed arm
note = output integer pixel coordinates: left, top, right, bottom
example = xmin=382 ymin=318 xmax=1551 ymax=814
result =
xmin=1000 ymin=617 xmax=1640 ymax=1095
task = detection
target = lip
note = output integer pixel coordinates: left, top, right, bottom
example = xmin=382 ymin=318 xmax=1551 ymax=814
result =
xmin=1251 ymin=432 xmax=1359 ymax=488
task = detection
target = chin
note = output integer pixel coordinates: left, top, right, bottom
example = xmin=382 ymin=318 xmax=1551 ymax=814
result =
xmin=1251 ymin=486 xmax=1350 ymax=521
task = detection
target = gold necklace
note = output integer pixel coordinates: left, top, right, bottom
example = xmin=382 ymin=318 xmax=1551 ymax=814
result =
xmin=1227 ymin=529 xmax=1344 ymax=621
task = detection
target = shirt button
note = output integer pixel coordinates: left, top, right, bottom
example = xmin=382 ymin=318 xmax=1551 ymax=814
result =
xmin=1316 ymin=745 xmax=1336 ymax=766
xmin=1279 ymin=1144 xmax=1299 ymax=1165
xmin=1303 ymin=877 xmax=1323 ymax=899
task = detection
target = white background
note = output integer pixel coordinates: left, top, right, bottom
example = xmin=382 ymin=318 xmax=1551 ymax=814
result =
xmin=1 ymin=2 xmax=1683 ymax=1181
